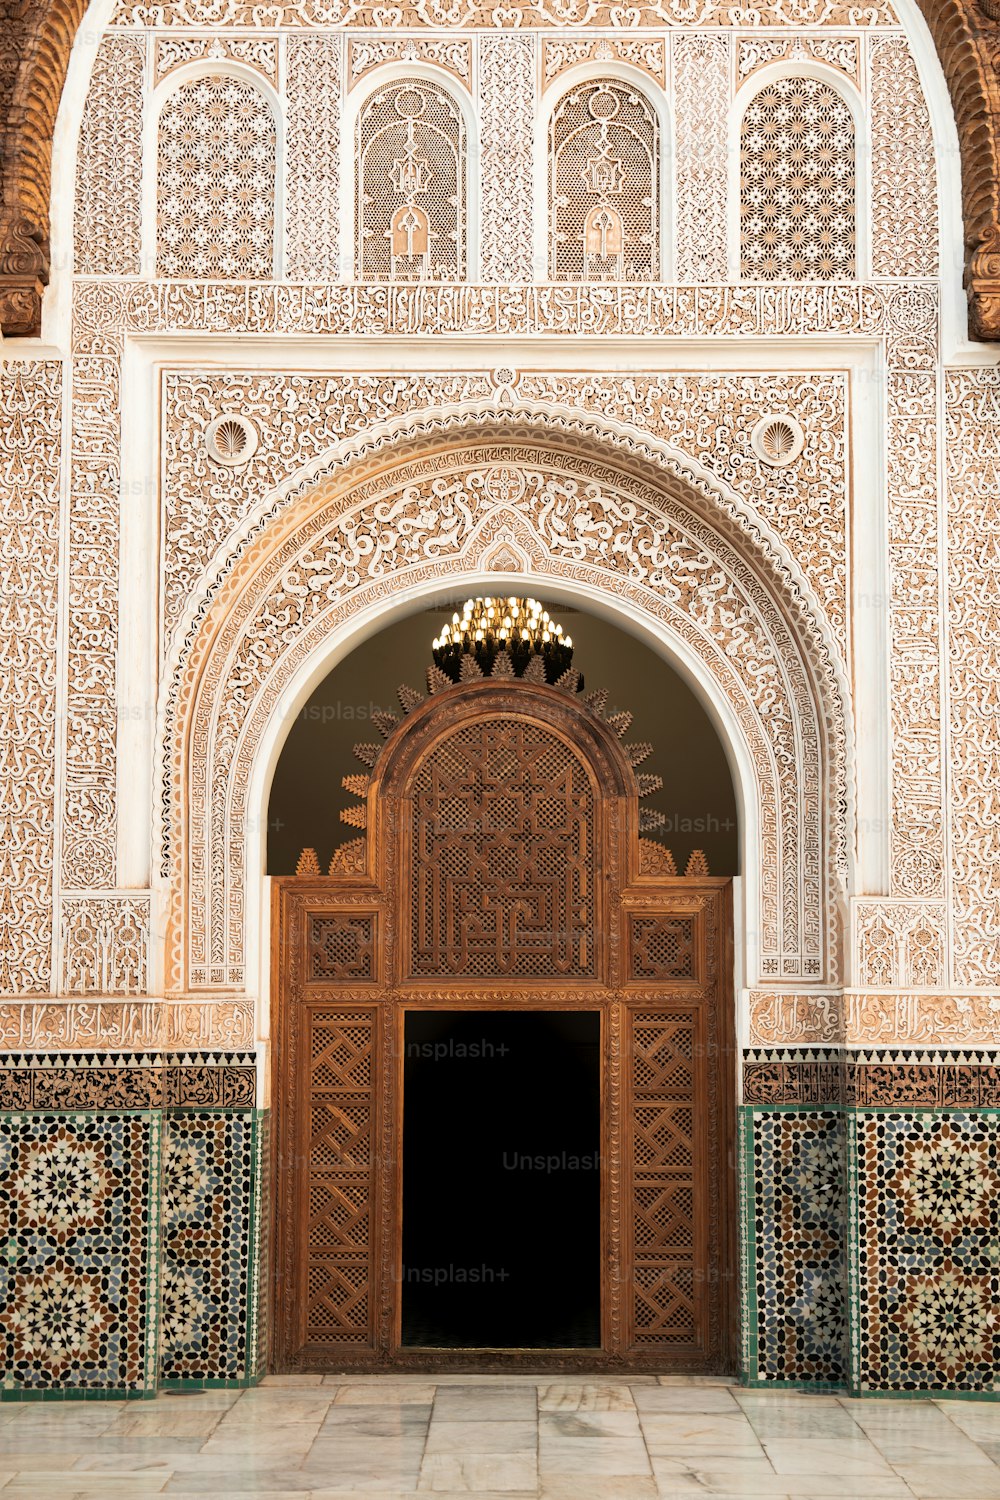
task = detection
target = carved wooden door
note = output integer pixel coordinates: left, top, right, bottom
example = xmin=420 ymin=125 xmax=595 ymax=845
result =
xmin=273 ymin=677 xmax=734 ymax=1371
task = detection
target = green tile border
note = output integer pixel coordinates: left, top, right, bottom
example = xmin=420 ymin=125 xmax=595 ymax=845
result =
xmin=737 ymin=1108 xmax=758 ymax=1380
xmin=0 ymin=1385 xmax=159 ymax=1403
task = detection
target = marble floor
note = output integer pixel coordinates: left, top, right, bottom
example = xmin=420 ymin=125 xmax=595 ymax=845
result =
xmin=1 ymin=1376 xmax=999 ymax=1500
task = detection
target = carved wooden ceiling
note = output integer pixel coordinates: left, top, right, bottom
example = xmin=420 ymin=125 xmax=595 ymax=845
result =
xmin=0 ymin=0 xmax=998 ymax=338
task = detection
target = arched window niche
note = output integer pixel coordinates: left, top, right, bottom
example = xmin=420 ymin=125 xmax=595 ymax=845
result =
xmin=354 ymin=75 xmax=468 ymax=282
xmin=547 ymin=75 xmax=661 ymax=283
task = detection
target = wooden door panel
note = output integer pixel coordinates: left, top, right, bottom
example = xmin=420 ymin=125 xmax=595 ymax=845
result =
xmin=272 ymin=683 xmax=735 ymax=1373
xmin=300 ymin=1005 xmax=378 ymax=1354
xmin=626 ymin=1006 xmax=707 ymax=1355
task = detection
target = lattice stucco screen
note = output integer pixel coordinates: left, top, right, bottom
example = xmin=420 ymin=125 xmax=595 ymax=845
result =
xmin=740 ymin=75 xmax=856 ymax=280
xmin=549 ymin=79 xmax=659 ymax=282
xmin=356 ymin=79 xmax=465 ymax=281
xmin=156 ymin=73 xmax=277 ymax=280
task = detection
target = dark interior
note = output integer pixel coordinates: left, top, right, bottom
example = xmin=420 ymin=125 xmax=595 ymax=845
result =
xmin=401 ymin=1010 xmax=601 ymax=1349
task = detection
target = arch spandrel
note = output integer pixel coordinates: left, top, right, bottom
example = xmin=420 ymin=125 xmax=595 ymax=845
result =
xmin=159 ymin=425 xmax=851 ymax=1005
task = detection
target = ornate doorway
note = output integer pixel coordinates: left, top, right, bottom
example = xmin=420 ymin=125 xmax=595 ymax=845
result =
xmin=272 ymin=664 xmax=735 ymax=1372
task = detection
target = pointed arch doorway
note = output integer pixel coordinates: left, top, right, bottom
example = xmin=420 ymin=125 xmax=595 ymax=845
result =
xmin=271 ymin=651 xmax=736 ymax=1373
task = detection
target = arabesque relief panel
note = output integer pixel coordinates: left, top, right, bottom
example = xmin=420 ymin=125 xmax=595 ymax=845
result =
xmin=162 ymin=428 xmax=845 ymax=997
xmin=160 ymin=369 xmax=848 ymax=652
xmin=0 ymin=362 xmax=62 ymax=998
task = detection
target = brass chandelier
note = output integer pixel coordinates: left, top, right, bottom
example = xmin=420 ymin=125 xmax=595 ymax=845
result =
xmin=432 ymin=597 xmax=580 ymax=686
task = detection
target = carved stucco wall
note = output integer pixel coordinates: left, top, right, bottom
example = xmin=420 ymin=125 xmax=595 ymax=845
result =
xmin=5 ymin=0 xmax=1000 ymax=1405
xmin=7 ymin=0 xmax=1000 ymax=335
xmin=0 ymin=1 xmax=995 ymax=1068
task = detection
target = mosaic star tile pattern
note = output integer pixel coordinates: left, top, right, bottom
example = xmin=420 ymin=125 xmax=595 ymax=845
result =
xmin=0 ymin=1113 xmax=159 ymax=1393
xmin=160 ymin=1112 xmax=261 ymax=1383
xmin=748 ymin=1109 xmax=846 ymax=1384
xmin=853 ymin=1110 xmax=1000 ymax=1393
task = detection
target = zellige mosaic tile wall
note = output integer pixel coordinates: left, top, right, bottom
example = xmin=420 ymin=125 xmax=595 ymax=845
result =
xmin=0 ymin=1053 xmax=264 ymax=1399
xmin=742 ymin=1049 xmax=1000 ymax=1397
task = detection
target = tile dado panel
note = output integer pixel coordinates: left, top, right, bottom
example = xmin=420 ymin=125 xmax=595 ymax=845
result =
xmin=742 ymin=1050 xmax=1000 ymax=1396
xmin=0 ymin=1056 xmax=264 ymax=1397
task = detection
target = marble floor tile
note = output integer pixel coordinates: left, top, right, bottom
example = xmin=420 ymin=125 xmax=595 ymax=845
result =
xmin=739 ymin=1404 xmax=865 ymax=1440
xmin=300 ymin=1466 xmax=425 ymax=1492
xmin=732 ymin=1390 xmax=845 ymax=1408
xmin=775 ymin=1483 xmax=921 ymax=1500
xmin=333 ymin=1376 xmax=541 ymax=1387
xmin=334 ymin=1385 xmax=438 ymax=1407
xmin=104 ymin=1408 xmax=226 ymax=1438
xmin=537 ymin=1437 xmax=652 ymax=1477
xmin=311 ymin=1493 xmax=535 ymax=1500
xmin=0 ymin=1438 xmax=206 ymax=1461
xmin=656 ymin=1376 xmax=734 ymax=1387
xmin=201 ymin=1428 xmax=320 ymax=1449
xmin=160 ymin=1476 xmax=321 ymax=1493
xmin=537 ymin=1477 xmax=659 ymax=1499
xmin=890 ymin=1464 xmax=1000 ymax=1500
xmin=638 ymin=1410 xmax=762 ymax=1451
xmin=319 ymin=1407 xmax=432 ymax=1434
xmin=938 ymin=1403 xmax=1000 ymax=1440
xmin=2 ymin=1474 xmax=174 ymax=1492
xmin=849 ymin=1403 xmax=967 ymax=1433
xmin=762 ymin=1437 xmax=897 ymax=1478
xmin=650 ymin=1454 xmax=784 ymax=1495
xmin=1 ymin=1411 xmax=122 ymax=1436
xmin=259 ymin=1376 xmax=327 ymax=1386
xmin=221 ymin=1400 xmax=335 ymax=1426
xmin=293 ymin=1470 xmax=425 ymax=1494
xmin=653 ymin=1493 xmax=793 ymax=1500
xmin=431 ymin=1387 xmax=537 ymax=1422
xmin=157 ymin=1392 xmax=245 ymax=1409
xmin=305 ymin=1436 xmax=426 ymax=1467
xmin=69 ymin=1450 xmax=181 ymax=1470
xmin=417 ymin=1451 xmax=537 ymax=1492
xmin=539 ymin=1410 xmax=642 ymax=1438
xmin=861 ymin=1426 xmax=996 ymax=1466
xmin=10 ymin=1379 xmax=1000 ymax=1500
xmin=424 ymin=1419 xmax=537 ymax=1453
xmin=536 ymin=1382 xmax=637 ymax=1412
xmin=631 ymin=1386 xmax=740 ymax=1414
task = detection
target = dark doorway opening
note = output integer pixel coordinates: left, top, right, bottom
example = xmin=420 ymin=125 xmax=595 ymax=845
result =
xmin=401 ymin=1010 xmax=601 ymax=1349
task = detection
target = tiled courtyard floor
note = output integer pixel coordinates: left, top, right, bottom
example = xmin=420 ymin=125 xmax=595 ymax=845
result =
xmin=1 ymin=1375 xmax=999 ymax=1500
